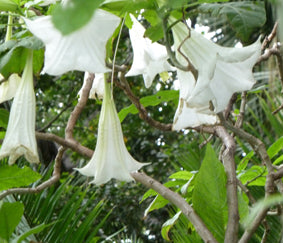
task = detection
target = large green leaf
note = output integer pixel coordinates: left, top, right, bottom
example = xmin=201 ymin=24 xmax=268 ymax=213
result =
xmin=0 ymin=201 xmax=24 ymax=241
xmin=0 ymin=37 xmax=44 ymax=78
xmin=0 ymin=165 xmax=41 ymax=191
xmin=52 ymin=0 xmax=104 ymax=35
xmin=192 ymin=144 xmax=227 ymax=242
xmin=199 ymin=1 xmax=266 ymax=42
xmin=118 ymin=90 xmax=179 ymax=122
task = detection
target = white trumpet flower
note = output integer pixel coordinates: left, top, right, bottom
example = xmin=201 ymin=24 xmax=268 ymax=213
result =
xmin=126 ymin=14 xmax=175 ymax=88
xmin=0 ymin=51 xmax=39 ymax=164
xmin=76 ymin=76 xmax=148 ymax=185
xmin=24 ymin=9 xmax=120 ymax=75
xmin=171 ymin=21 xmax=261 ymax=130
xmin=78 ymin=72 xmax=104 ymax=101
xmin=0 ymin=73 xmax=21 ymax=103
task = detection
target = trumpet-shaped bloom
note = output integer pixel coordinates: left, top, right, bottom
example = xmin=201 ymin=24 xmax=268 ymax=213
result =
xmin=0 ymin=73 xmax=21 ymax=103
xmin=24 ymin=9 xmax=120 ymax=75
xmin=126 ymin=14 xmax=175 ymax=88
xmin=76 ymin=76 xmax=148 ymax=185
xmin=171 ymin=21 xmax=261 ymax=130
xmin=0 ymin=51 xmax=39 ymax=164
xmin=78 ymin=72 xmax=104 ymax=101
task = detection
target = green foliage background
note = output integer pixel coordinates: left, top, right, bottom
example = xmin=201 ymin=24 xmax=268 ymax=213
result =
xmin=0 ymin=0 xmax=282 ymax=242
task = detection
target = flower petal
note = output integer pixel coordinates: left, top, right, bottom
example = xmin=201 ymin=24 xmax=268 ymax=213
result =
xmin=171 ymin=21 xmax=261 ymax=130
xmin=76 ymin=75 xmax=148 ymax=185
xmin=126 ymin=14 xmax=175 ymax=88
xmin=0 ymin=51 xmax=39 ymax=164
xmin=0 ymin=73 xmax=21 ymax=103
xmin=24 ymin=9 xmax=120 ymax=75
xmin=78 ymin=72 xmax=104 ymax=101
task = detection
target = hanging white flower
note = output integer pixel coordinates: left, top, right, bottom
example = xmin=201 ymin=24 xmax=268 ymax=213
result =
xmin=171 ymin=21 xmax=261 ymax=130
xmin=76 ymin=75 xmax=149 ymax=185
xmin=126 ymin=14 xmax=175 ymax=88
xmin=24 ymin=9 xmax=120 ymax=75
xmin=0 ymin=73 xmax=21 ymax=103
xmin=78 ymin=72 xmax=104 ymax=101
xmin=0 ymin=50 xmax=39 ymax=165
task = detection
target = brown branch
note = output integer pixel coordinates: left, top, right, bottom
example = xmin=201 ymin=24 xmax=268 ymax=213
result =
xmin=261 ymin=219 xmax=270 ymax=243
xmin=223 ymin=93 xmax=238 ymax=120
xmin=261 ymin=22 xmax=278 ymax=51
xmin=224 ymin=123 xmax=283 ymax=242
xmin=237 ymin=179 xmax=256 ymax=205
xmin=257 ymin=43 xmax=283 ymax=91
xmin=235 ymin=91 xmax=247 ymax=128
xmin=0 ymin=146 xmax=66 ymax=200
xmin=65 ymin=72 xmax=94 ymax=141
xmin=116 ymin=71 xmax=172 ymax=131
xmin=131 ymin=172 xmax=218 ymax=243
xmin=36 ymin=132 xmax=93 ymax=158
xmin=215 ymin=126 xmax=238 ymax=243
xmin=272 ymin=103 xmax=283 ymax=115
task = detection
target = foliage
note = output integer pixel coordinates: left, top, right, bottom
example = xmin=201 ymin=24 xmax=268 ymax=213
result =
xmin=0 ymin=0 xmax=282 ymax=242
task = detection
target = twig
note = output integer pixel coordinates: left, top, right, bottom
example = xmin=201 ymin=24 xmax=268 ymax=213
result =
xmin=235 ymin=91 xmax=247 ymax=128
xmin=35 ymin=132 xmax=93 ymax=158
xmin=215 ymin=126 xmax=238 ymax=243
xmin=224 ymin=123 xmax=283 ymax=243
xmin=244 ymin=168 xmax=266 ymax=187
xmin=261 ymin=219 xmax=270 ymax=243
xmin=38 ymin=102 xmax=72 ymax=132
xmin=272 ymin=103 xmax=283 ymax=115
xmin=65 ymin=72 xmax=94 ymax=141
xmin=237 ymin=179 xmax=256 ymax=204
xmin=257 ymin=43 xmax=283 ymax=91
xmin=261 ymin=22 xmax=278 ymax=51
xmin=223 ymin=93 xmax=238 ymax=120
xmin=0 ymin=146 xmax=66 ymax=200
xmin=161 ymin=17 xmax=191 ymax=72
xmin=116 ymin=71 xmax=172 ymax=131
xmin=131 ymin=172 xmax=218 ymax=243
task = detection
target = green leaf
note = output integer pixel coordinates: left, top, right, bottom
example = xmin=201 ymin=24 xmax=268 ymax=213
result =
xmin=237 ymin=151 xmax=254 ymax=172
xmin=239 ymin=165 xmax=267 ymax=186
xmin=0 ymin=201 xmax=24 ymax=241
xmin=199 ymin=1 xmax=266 ymax=42
xmin=140 ymin=188 xmax=158 ymax=203
xmin=273 ymin=155 xmax=283 ymax=165
xmin=169 ymin=170 xmax=194 ymax=180
xmin=52 ymin=0 xmax=104 ymax=35
xmin=102 ymin=0 xmax=155 ymax=16
xmin=11 ymin=222 xmax=54 ymax=243
xmin=0 ymin=109 xmax=9 ymax=129
xmin=267 ymin=137 xmax=283 ymax=159
xmin=192 ymin=144 xmax=227 ymax=242
xmin=144 ymin=195 xmax=169 ymax=216
xmin=0 ymin=37 xmax=44 ymax=78
xmin=0 ymin=0 xmax=18 ymax=12
xmin=0 ymin=165 xmax=41 ymax=191
xmin=118 ymin=90 xmax=179 ymax=122
xmin=161 ymin=211 xmax=182 ymax=241
xmin=144 ymin=23 xmax=164 ymax=42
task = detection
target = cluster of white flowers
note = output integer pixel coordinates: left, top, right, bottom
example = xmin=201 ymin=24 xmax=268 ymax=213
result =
xmin=0 ymin=4 xmax=261 ymax=184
